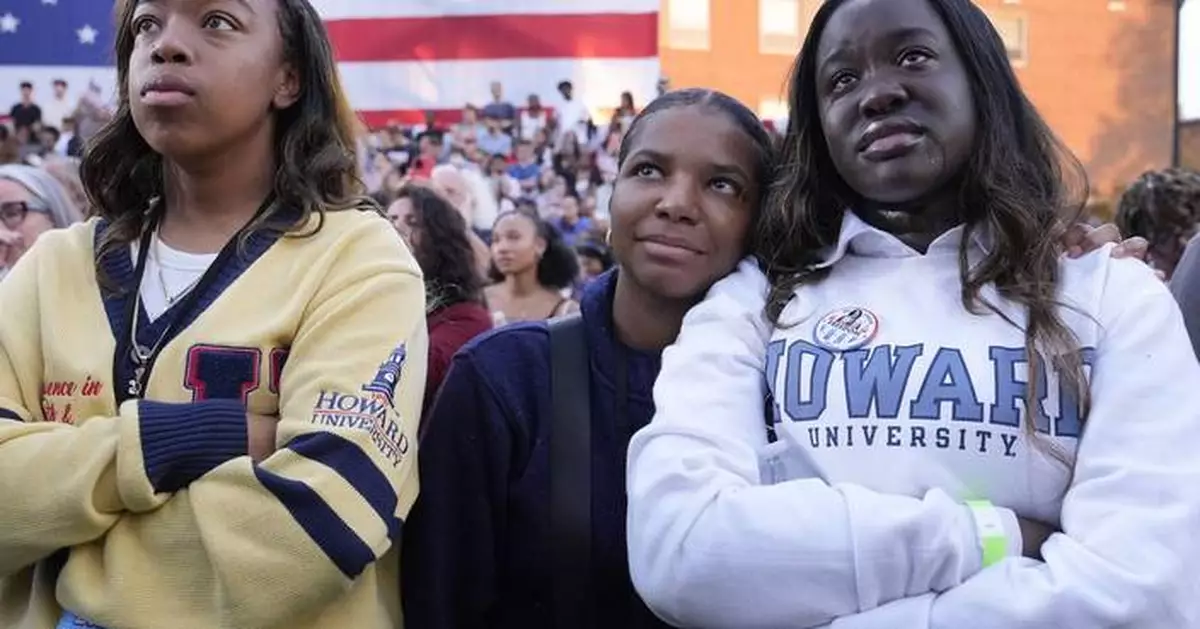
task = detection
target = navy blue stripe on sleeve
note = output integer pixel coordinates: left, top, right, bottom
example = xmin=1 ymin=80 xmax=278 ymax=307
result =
xmin=254 ymin=464 xmax=380 ymax=579
xmin=286 ymin=432 xmax=403 ymax=540
xmin=139 ymin=399 xmax=248 ymax=493
xmin=254 ymin=432 xmax=403 ymax=579
xmin=0 ymin=408 xmax=22 ymax=421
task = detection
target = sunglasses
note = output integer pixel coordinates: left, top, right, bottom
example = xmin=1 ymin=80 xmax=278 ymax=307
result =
xmin=0 ymin=200 xmax=47 ymax=229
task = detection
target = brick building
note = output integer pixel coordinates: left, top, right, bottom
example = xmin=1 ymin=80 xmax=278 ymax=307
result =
xmin=657 ymin=0 xmax=1180 ymax=199
xmin=1183 ymin=120 xmax=1200 ymax=170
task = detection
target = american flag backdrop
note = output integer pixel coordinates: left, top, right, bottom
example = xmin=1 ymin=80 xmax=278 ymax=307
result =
xmin=0 ymin=0 xmax=661 ymax=128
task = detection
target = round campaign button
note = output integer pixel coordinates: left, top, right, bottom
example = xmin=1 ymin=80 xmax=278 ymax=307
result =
xmin=812 ymin=306 xmax=879 ymax=352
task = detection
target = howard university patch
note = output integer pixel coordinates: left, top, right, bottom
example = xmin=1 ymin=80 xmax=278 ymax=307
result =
xmin=360 ymin=344 xmax=407 ymax=408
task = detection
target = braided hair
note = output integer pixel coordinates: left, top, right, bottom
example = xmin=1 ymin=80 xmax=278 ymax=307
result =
xmin=1115 ymin=168 xmax=1200 ymax=278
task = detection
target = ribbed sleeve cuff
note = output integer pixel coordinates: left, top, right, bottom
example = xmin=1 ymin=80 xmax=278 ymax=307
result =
xmin=139 ymin=399 xmax=248 ymax=493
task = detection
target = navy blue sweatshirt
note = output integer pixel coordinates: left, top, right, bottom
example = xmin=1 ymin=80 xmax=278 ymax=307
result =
xmin=401 ymin=269 xmax=670 ymax=628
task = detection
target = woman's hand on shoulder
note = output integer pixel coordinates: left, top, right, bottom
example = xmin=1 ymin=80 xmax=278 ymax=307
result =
xmin=1063 ymin=222 xmax=1164 ymax=280
xmin=1064 ymin=222 xmax=1154 ymax=264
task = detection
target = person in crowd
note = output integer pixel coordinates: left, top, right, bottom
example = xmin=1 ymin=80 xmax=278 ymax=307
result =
xmin=0 ymin=126 xmax=17 ymax=164
xmin=41 ymin=79 xmax=74 ymax=132
xmin=35 ymin=127 xmax=61 ymax=158
xmin=576 ymin=240 xmax=614 ymax=283
xmin=71 ymin=82 xmax=115 ymax=152
xmin=537 ymin=172 xmax=570 ymax=217
xmin=531 ymin=127 xmax=554 ymax=167
xmin=409 ymin=130 xmax=444 ymax=179
xmin=1115 ymin=167 xmax=1200 ymax=280
xmin=13 ymin=127 xmax=41 ymax=164
xmin=40 ymin=156 xmax=90 ymax=214
xmin=431 ymin=162 xmax=499 ymax=233
xmin=553 ymin=132 xmax=584 ymax=187
xmin=482 ymin=81 xmax=517 ymax=134
xmin=479 ymin=117 xmax=514 ymax=157
xmin=508 ymin=139 xmax=542 ymax=187
xmin=627 ymin=1 xmax=1200 ymax=628
xmin=0 ymin=163 xmax=83 ymax=280
xmin=485 ymin=153 xmax=520 ymax=209
xmin=387 ymin=184 xmax=492 ymax=423
xmin=484 ymin=209 xmax=579 ymax=325
xmin=401 ymin=88 xmax=767 ymax=629
xmin=554 ymin=191 xmax=593 ymax=246
xmin=0 ymin=1 xmax=425 ymax=628
xmin=400 ymin=84 xmax=1145 ymax=629
xmin=554 ymin=80 xmax=591 ymax=144
xmin=431 ymin=162 xmax=498 ymax=277
xmin=610 ymin=90 xmax=637 ymax=132
xmin=574 ymin=239 xmax=614 ymax=300
xmin=9 ymin=81 xmax=42 ymax=135
xmin=572 ymin=151 xmax=604 ymax=199
xmin=519 ymin=94 xmax=549 ymax=142
xmin=454 ymin=104 xmax=487 ymax=146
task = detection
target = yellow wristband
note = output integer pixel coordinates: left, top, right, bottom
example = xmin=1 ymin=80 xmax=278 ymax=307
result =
xmin=966 ymin=499 xmax=1008 ymax=568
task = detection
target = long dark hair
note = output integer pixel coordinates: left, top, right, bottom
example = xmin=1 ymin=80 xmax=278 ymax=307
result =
xmin=756 ymin=0 xmax=1091 ymax=450
xmin=82 ymin=0 xmax=371 ymax=292
xmin=489 ymin=210 xmax=579 ymax=290
xmin=394 ymin=184 xmax=483 ymax=310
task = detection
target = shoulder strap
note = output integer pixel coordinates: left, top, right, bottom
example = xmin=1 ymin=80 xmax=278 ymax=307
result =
xmin=547 ymin=314 xmax=594 ymax=628
xmin=548 ymin=296 xmax=570 ymax=318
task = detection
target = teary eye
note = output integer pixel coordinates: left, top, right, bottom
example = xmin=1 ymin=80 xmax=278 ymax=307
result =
xmin=202 ymin=13 xmax=237 ymax=30
xmin=830 ymin=71 xmax=858 ymax=93
xmin=632 ymin=163 xmax=662 ymax=178
xmin=899 ymin=48 xmax=934 ymax=67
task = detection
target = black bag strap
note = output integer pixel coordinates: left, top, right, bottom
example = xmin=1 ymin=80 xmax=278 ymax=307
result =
xmin=548 ymin=314 xmax=594 ymax=628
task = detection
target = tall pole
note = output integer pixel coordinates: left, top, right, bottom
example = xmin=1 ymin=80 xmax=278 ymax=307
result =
xmin=1174 ymin=0 xmax=1184 ymax=166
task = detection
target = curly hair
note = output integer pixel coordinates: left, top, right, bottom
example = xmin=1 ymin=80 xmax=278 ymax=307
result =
xmin=394 ymin=184 xmax=483 ymax=311
xmin=81 ymin=0 xmax=373 ymax=294
xmin=755 ymin=0 xmax=1091 ymax=457
xmin=488 ymin=209 xmax=579 ymax=290
xmin=1115 ymin=168 xmax=1200 ymax=278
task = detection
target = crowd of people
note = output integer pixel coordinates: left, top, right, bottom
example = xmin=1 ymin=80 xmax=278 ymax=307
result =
xmin=357 ymin=78 xmax=649 ymax=329
xmin=3 ymin=0 xmax=1200 ymax=628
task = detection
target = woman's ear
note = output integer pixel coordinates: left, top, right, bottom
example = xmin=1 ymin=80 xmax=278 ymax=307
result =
xmin=272 ymin=63 xmax=300 ymax=110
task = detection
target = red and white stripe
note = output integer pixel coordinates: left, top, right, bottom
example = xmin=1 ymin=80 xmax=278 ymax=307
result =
xmin=2 ymin=0 xmax=661 ymax=129
xmin=315 ymin=0 xmax=660 ymax=127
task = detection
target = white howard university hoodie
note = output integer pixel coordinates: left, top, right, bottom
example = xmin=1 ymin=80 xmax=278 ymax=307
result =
xmin=627 ymin=211 xmax=1200 ymax=629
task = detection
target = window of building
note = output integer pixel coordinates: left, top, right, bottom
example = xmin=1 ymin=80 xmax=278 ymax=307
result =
xmin=667 ymin=0 xmax=711 ymax=51
xmin=984 ymin=11 xmax=1029 ymax=66
xmin=759 ymin=0 xmax=803 ymax=55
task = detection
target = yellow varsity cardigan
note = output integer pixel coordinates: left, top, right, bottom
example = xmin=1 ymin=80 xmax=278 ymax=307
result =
xmin=0 ymin=208 xmax=426 ymax=629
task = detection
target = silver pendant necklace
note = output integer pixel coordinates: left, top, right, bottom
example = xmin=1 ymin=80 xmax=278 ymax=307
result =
xmin=126 ymin=289 xmax=172 ymax=398
xmin=126 ymin=230 xmax=175 ymax=398
xmin=152 ymin=235 xmax=202 ymax=307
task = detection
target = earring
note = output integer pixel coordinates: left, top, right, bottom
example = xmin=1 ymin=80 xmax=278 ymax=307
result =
xmin=605 ymin=228 xmax=612 ymax=245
